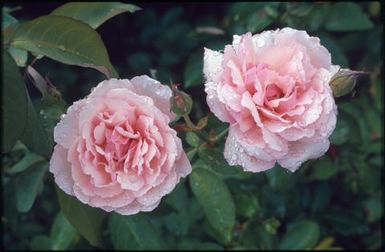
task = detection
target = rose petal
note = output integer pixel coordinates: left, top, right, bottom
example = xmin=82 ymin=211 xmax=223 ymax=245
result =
xmin=50 ymin=145 xmax=74 ymax=195
xmin=278 ymin=138 xmax=330 ymax=172
xmin=203 ymin=47 xmax=223 ymax=82
xmin=130 ymin=75 xmax=176 ymax=121
xmin=54 ymin=100 xmax=86 ymax=148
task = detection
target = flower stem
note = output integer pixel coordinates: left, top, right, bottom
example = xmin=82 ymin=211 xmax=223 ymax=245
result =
xmin=214 ymin=127 xmax=229 ymax=142
xmin=182 ymin=114 xmax=207 ymax=141
xmin=183 ymin=114 xmax=198 ymax=130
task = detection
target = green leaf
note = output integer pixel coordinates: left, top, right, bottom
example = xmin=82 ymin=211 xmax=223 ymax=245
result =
xmin=11 ymin=15 xmax=117 ymax=78
xmin=50 ymin=212 xmax=78 ymax=250
xmin=1 ymin=52 xmax=28 ymax=153
xmin=305 ymin=3 xmax=331 ymax=31
xmin=3 ymin=180 xmax=19 ymax=231
xmin=187 ymin=148 xmax=197 ymax=161
xmin=325 ymin=2 xmax=374 ymax=31
xmin=178 ymin=239 xmax=223 ymax=250
xmin=263 ymin=217 xmax=281 ymax=235
xmin=189 ymin=167 xmax=235 ymax=244
xmin=30 ymin=235 xmax=52 ymax=250
xmin=2 ymin=11 xmax=19 ymax=44
xmin=14 ymin=162 xmax=48 ymax=212
xmin=231 ymin=189 xmax=259 ymax=218
xmin=2 ymin=11 xmax=18 ymax=29
xmin=184 ymin=51 xmax=203 ymax=88
xmin=20 ymin=95 xmax=52 ymax=157
xmin=366 ymin=110 xmax=382 ymax=138
xmin=164 ymin=181 xmax=188 ymax=212
xmin=241 ymin=224 xmax=275 ymax=250
xmin=108 ymin=213 xmax=164 ymax=250
xmin=203 ymin=219 xmax=229 ymax=245
xmin=51 ymin=2 xmax=141 ymax=29
xmin=56 ymin=187 xmax=107 ymax=248
xmin=339 ymin=101 xmax=370 ymax=145
xmin=265 ymin=165 xmax=293 ymax=190
xmin=285 ymin=2 xmax=313 ymax=17
xmin=163 ymin=211 xmax=191 ymax=237
xmin=8 ymin=46 xmax=28 ymax=67
xmin=198 ymin=146 xmax=245 ymax=178
xmin=228 ymin=3 xmax=279 ymax=34
xmin=8 ymin=152 xmax=45 ymax=174
xmin=261 ymin=186 xmax=286 ymax=218
xmin=310 ymin=183 xmax=331 ymax=213
xmin=308 ymin=156 xmax=338 ymax=181
xmin=185 ymin=132 xmax=201 ymax=147
xmin=330 ymin=115 xmax=350 ymax=145
xmin=323 ymin=208 xmax=369 ymax=236
xmin=33 ymin=96 xmax=66 ymax=154
xmin=279 ymin=220 xmax=320 ymax=249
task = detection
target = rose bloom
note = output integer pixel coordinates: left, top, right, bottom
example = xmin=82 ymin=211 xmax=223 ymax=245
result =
xmin=50 ymin=76 xmax=191 ymax=215
xmin=204 ymin=27 xmax=339 ymax=172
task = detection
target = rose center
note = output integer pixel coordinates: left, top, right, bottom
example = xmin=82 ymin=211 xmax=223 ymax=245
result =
xmin=265 ymin=84 xmax=284 ymax=101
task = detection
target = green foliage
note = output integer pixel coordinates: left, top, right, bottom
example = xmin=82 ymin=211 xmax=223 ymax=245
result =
xmin=189 ymin=167 xmax=235 ymax=244
xmin=325 ymin=2 xmax=374 ymax=31
xmin=2 ymin=2 xmax=382 ymax=251
xmin=19 ymin=95 xmax=52 ymax=157
xmin=279 ymin=221 xmax=320 ymax=249
xmin=2 ymin=52 xmax=28 ymax=152
xmin=11 ymin=15 xmax=118 ymax=78
xmin=185 ymin=132 xmax=201 ymax=147
xmin=51 ymin=2 xmax=141 ymax=29
xmin=50 ymin=212 xmax=78 ymax=250
xmin=108 ymin=213 xmax=164 ymax=249
xmin=56 ymin=188 xmax=107 ymax=248
xmin=14 ymin=162 xmax=47 ymax=212
xmin=184 ymin=50 xmax=203 ymax=88
xmin=227 ymin=2 xmax=280 ymax=34
xmin=8 ymin=46 xmax=28 ymax=67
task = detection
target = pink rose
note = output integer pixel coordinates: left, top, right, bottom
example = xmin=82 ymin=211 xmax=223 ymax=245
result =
xmin=203 ymin=28 xmax=339 ymax=172
xmin=50 ymin=76 xmax=191 ymax=215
